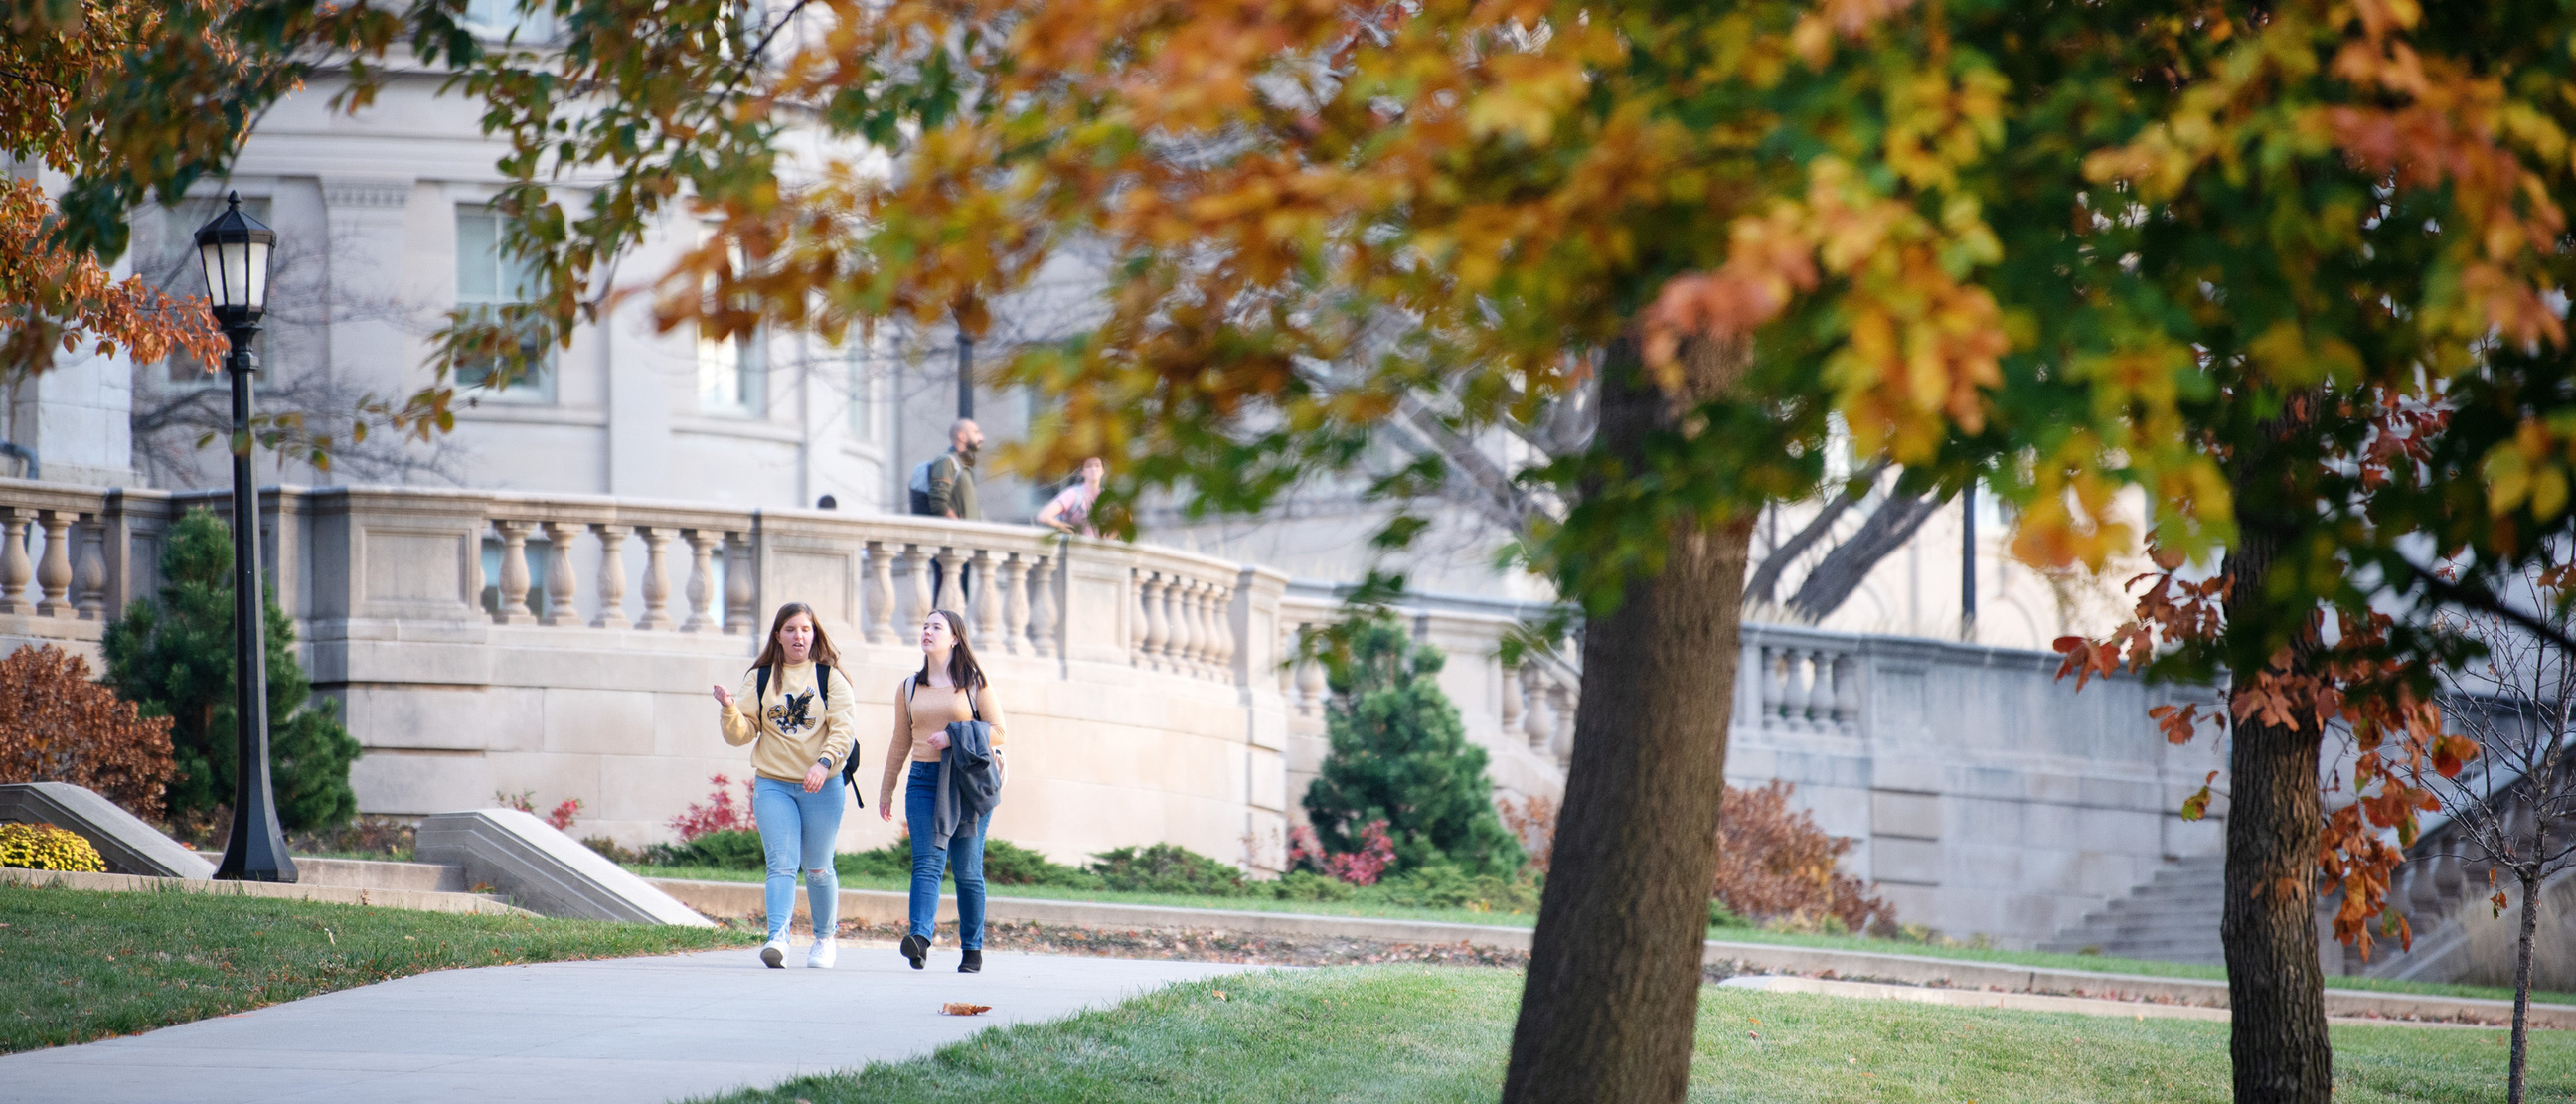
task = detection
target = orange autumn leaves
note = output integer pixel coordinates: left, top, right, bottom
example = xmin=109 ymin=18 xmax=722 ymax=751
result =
xmin=0 ymin=179 xmax=222 ymax=378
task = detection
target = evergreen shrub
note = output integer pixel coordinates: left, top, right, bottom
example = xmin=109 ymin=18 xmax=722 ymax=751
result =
xmin=101 ymin=508 xmax=361 ymax=831
xmin=1303 ymin=614 xmax=1522 ymax=876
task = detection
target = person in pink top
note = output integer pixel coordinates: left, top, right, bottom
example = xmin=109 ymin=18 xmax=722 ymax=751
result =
xmin=1036 ymin=457 xmax=1104 ymax=537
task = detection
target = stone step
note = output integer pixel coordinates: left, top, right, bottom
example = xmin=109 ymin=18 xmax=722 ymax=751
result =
xmin=193 ymin=850 xmax=468 ymax=893
xmin=2043 ymin=854 xmax=2231 ymax=964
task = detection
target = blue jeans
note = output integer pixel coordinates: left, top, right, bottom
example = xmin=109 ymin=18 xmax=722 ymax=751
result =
xmin=905 ymin=760 xmax=992 ymax=949
xmin=752 ymin=776 xmax=844 ymax=942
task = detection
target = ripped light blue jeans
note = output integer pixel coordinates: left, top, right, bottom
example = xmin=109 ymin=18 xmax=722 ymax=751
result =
xmin=752 ymin=776 xmax=843 ymax=942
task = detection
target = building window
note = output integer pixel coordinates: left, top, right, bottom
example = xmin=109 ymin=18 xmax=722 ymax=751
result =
xmin=698 ymin=325 xmax=766 ymax=416
xmin=460 ymin=0 xmax=555 ymax=42
xmin=455 ymin=206 xmax=553 ymax=400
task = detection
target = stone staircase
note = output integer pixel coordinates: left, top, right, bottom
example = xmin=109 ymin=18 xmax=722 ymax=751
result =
xmin=2038 ymin=855 xmax=2226 ymax=964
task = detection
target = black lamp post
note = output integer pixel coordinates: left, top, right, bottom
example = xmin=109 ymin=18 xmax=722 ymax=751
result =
xmin=196 ymin=192 xmax=296 ymax=883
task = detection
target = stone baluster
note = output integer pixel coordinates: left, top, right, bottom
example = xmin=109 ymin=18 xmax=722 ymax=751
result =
xmin=724 ymin=532 xmax=755 ymax=633
xmin=865 ymin=541 xmax=897 ymax=644
xmin=1207 ymin=583 xmax=1236 ymax=672
xmin=1756 ymin=645 xmax=1784 ymax=726
xmin=1138 ymin=573 xmax=1169 ymax=668
xmin=1166 ymin=578 xmax=1201 ymax=674
xmin=1523 ymin=668 xmax=1556 ymax=750
xmin=1499 ymin=661 xmax=1524 ymax=737
xmin=1023 ymin=554 xmax=1057 ymax=658
xmin=681 ymin=530 xmax=718 ymax=632
xmin=970 ymin=548 xmax=1003 ymax=648
xmin=1548 ymin=681 xmax=1577 ymax=765
xmin=539 ymin=521 xmax=581 ymax=626
xmin=1298 ymin=645 xmax=1330 ymax=715
xmin=899 ymin=543 xmax=934 ymax=632
xmin=35 ymin=511 xmax=72 ymax=617
xmin=999 ymin=553 xmax=1031 ymax=656
xmin=493 ymin=521 xmax=536 ymax=624
xmin=2432 ymin=851 xmax=2466 ymax=908
xmin=1831 ymin=652 xmax=1860 ymax=728
xmin=635 ymin=527 xmax=675 ymax=630
xmin=2406 ymin=861 xmax=2444 ymax=918
xmin=589 ymin=524 xmax=631 ymax=629
xmin=74 ymin=516 xmax=106 ymax=620
xmin=0 ymin=510 xmax=32 ymax=614
xmin=1801 ymin=649 xmax=1833 ymax=729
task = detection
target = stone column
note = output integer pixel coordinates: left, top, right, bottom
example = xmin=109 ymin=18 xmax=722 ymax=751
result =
xmin=865 ymin=540 xmax=897 ymax=644
xmin=635 ymin=527 xmax=674 ymax=630
xmin=539 ymin=521 xmax=581 ymax=627
xmin=723 ymin=531 xmax=755 ymax=633
xmin=73 ymin=516 xmax=106 ymax=620
xmin=0 ymin=510 xmax=33 ymax=614
xmin=681 ymin=529 xmax=718 ymax=633
xmin=493 ymin=521 xmax=536 ymax=625
xmin=35 ymin=511 xmax=72 ymax=617
xmin=589 ymin=524 xmax=630 ymax=629
xmin=999 ymin=553 xmax=1031 ymax=656
xmin=1023 ymin=554 xmax=1058 ymax=658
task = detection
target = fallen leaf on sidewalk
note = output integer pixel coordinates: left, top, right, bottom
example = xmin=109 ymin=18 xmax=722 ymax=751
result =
xmin=941 ymin=1003 xmax=992 ymax=1016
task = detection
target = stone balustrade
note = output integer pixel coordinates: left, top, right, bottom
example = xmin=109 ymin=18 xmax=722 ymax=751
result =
xmin=0 ymin=476 xmax=2225 ymax=946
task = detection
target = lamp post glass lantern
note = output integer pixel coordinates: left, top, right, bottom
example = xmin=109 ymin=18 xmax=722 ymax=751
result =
xmin=195 ymin=192 xmax=296 ymax=883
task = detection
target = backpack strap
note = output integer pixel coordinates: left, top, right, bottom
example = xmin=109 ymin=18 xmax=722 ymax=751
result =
xmin=816 ymin=663 xmax=831 ymax=709
xmin=753 ymin=664 xmax=772 ymax=712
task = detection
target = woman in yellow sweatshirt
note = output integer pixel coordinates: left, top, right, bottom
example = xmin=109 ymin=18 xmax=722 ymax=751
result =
xmin=713 ymin=602 xmax=859 ymax=969
xmin=878 ymin=608 xmax=1007 ymax=973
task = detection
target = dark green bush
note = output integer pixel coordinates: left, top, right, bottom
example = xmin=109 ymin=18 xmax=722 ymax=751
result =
xmin=834 ymin=836 xmax=1099 ymax=887
xmin=1372 ymin=863 xmax=1544 ymax=913
xmin=982 ymin=838 xmax=1100 ymax=887
xmin=1089 ymin=843 xmax=1246 ymax=895
xmin=647 ymin=828 xmax=764 ymax=869
xmin=1709 ymin=899 xmax=1752 ymax=929
xmin=102 ymin=508 xmax=361 ymax=832
xmin=1265 ymin=869 xmax=1356 ymax=901
xmin=1303 ymin=614 xmax=1523 ymax=876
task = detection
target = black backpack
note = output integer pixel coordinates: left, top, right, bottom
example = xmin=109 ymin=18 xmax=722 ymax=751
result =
xmin=755 ymin=662 xmax=862 ymax=808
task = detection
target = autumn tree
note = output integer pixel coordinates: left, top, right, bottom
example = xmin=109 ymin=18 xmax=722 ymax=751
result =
xmin=55 ymin=1 xmax=2576 ymax=1101
xmin=2429 ymin=573 xmax=2576 ymax=1104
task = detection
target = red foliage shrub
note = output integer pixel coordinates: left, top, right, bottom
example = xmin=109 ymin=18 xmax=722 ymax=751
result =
xmin=0 ymin=644 xmax=175 ymax=814
xmin=496 ymin=790 xmax=584 ymax=831
xmin=668 ymin=774 xmax=752 ymax=842
xmin=1498 ymin=793 xmax=1558 ymax=873
xmin=1289 ymin=819 xmax=1397 ymax=886
xmin=1713 ymin=780 xmax=1894 ymax=934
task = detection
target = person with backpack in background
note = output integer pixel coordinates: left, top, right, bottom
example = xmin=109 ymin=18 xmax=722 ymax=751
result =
xmin=909 ymin=419 xmax=984 ymax=607
xmin=879 ymin=608 xmax=1007 ymax=973
xmin=713 ymin=602 xmax=859 ymax=969
xmin=1036 ymin=457 xmax=1104 ymax=537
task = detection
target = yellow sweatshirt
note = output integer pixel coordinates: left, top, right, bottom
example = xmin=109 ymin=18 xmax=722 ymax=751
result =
xmin=720 ymin=661 xmax=861 ymax=784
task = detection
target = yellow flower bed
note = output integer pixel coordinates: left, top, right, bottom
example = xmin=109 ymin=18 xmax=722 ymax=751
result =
xmin=0 ymin=822 xmax=107 ymax=872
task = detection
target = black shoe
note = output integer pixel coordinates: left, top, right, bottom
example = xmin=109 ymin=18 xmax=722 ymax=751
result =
xmin=900 ymin=933 xmax=927 ymax=970
xmin=959 ymin=949 xmax=982 ymax=974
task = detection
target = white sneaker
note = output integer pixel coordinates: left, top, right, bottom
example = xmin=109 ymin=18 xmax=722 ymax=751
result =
xmin=760 ymin=938 xmax=788 ymax=969
xmin=805 ymin=938 xmax=837 ymax=969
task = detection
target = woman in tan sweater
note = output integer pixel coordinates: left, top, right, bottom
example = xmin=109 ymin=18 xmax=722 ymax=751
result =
xmin=713 ymin=602 xmax=858 ymax=970
xmin=879 ymin=608 xmax=1007 ymax=972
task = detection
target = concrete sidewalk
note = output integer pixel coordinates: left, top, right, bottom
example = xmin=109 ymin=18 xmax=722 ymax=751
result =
xmin=0 ymin=942 xmax=1263 ymax=1104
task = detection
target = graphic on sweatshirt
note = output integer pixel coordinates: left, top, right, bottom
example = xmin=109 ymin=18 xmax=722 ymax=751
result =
xmin=767 ymin=690 xmax=818 ymax=734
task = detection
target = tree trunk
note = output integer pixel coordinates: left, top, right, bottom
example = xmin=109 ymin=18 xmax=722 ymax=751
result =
xmin=2512 ymin=853 xmax=2542 ymax=1104
xmin=2219 ymin=534 xmax=2334 ymax=1103
xmin=1502 ymin=338 xmax=1754 ymax=1103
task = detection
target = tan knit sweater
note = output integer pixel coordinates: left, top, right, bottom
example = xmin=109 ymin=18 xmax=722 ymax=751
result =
xmin=878 ymin=677 xmax=1008 ymax=808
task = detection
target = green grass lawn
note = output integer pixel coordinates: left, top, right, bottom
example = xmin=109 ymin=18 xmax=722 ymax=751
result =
xmin=630 ymin=863 xmax=2576 ymax=1008
xmin=631 ymin=864 xmax=1546 ymax=928
xmin=699 ymin=966 xmax=2576 ymax=1104
xmin=0 ymin=881 xmax=756 ymax=1053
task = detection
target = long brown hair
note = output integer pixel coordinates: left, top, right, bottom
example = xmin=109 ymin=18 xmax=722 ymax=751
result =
xmin=916 ymin=608 xmax=987 ymax=691
xmin=749 ymin=601 xmax=842 ymax=673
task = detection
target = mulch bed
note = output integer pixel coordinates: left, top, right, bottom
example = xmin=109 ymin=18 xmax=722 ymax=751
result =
xmin=825 ymin=918 xmax=1531 ymax=970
